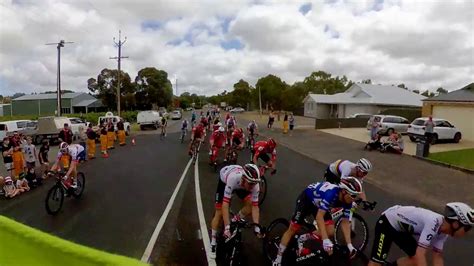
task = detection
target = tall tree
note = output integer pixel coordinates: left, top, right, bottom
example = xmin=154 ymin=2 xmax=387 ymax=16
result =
xmin=436 ymin=87 xmax=448 ymax=94
xmin=361 ymin=79 xmax=372 ymax=84
xmin=229 ymin=79 xmax=252 ymax=109
xmin=302 ymin=71 xmax=351 ymax=95
xmin=135 ymin=67 xmax=173 ymax=109
xmin=255 ymin=74 xmax=288 ymax=110
xmin=88 ymin=68 xmax=133 ymax=110
xmin=421 ymin=90 xmax=435 ymax=97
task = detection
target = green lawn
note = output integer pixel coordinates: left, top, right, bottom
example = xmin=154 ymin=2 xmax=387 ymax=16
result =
xmin=429 ymin=148 xmax=474 ymax=170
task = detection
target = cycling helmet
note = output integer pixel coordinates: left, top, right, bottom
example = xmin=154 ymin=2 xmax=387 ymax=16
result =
xmin=59 ymin=142 xmax=69 ymax=153
xmin=357 ymin=158 xmax=372 ymax=173
xmin=218 ymin=126 xmax=225 ymax=133
xmin=217 ymin=122 xmax=223 ymax=127
xmin=339 ymin=177 xmax=363 ymax=195
xmin=445 ymin=202 xmax=474 ymax=226
xmin=4 ymin=176 xmax=13 ymax=183
xmin=242 ymin=164 xmax=261 ymax=183
xmin=267 ymin=138 xmax=277 ymax=149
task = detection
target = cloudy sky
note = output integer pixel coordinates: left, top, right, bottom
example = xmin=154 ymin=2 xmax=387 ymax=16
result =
xmin=0 ymin=0 xmax=472 ymax=96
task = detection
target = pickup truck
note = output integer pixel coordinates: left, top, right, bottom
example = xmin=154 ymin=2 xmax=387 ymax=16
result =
xmin=98 ymin=112 xmax=131 ymax=135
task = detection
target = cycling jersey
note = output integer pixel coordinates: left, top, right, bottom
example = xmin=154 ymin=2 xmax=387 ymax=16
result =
xmin=200 ymin=117 xmax=208 ymax=126
xmin=247 ymin=122 xmax=257 ymax=133
xmin=210 ymin=130 xmax=226 ymax=147
xmin=383 ymin=205 xmax=448 ymax=251
xmin=181 ymin=120 xmax=188 ymax=130
xmin=253 ymin=141 xmax=276 ymax=161
xmin=226 ymin=118 xmax=235 ymax=128
xmin=218 ymin=165 xmax=259 ymax=206
xmin=324 ymin=160 xmax=356 ymax=184
xmin=192 ymin=125 xmax=205 ymax=139
xmin=232 ymin=129 xmax=244 ymax=140
xmin=57 ymin=144 xmax=85 ymax=162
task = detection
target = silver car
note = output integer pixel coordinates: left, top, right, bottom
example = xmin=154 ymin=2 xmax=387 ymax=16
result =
xmin=367 ymin=115 xmax=411 ymax=135
xmin=171 ymin=110 xmax=182 ymax=120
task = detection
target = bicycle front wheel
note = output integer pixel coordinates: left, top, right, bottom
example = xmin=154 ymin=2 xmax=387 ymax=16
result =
xmin=263 ymin=218 xmax=289 ymax=263
xmin=258 ymin=176 xmax=267 ymax=206
xmin=45 ymin=185 xmax=65 ymax=215
xmin=334 ymin=213 xmax=369 ymax=251
xmin=72 ymin=172 xmax=86 ymax=199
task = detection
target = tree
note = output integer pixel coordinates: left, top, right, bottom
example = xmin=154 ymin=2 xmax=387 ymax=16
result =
xmin=412 ymin=89 xmax=420 ymax=94
xmin=361 ymin=79 xmax=372 ymax=84
xmin=302 ymin=71 xmax=351 ymax=95
xmin=255 ymin=74 xmax=288 ymax=110
xmin=229 ymin=79 xmax=252 ymax=109
xmin=436 ymin=87 xmax=448 ymax=94
xmin=12 ymin=93 xmax=25 ymax=99
xmin=135 ymin=67 xmax=173 ymax=110
xmin=421 ymin=90 xmax=435 ymax=97
xmin=397 ymin=84 xmax=408 ymax=90
xmin=88 ymin=68 xmax=134 ymax=110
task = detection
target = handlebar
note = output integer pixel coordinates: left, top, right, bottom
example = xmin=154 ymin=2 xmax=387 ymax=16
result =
xmin=355 ymin=199 xmax=377 ymax=211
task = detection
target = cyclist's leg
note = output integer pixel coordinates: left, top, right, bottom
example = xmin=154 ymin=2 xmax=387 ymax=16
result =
xmin=211 ymin=179 xmax=226 ymax=245
xmin=368 ymin=214 xmax=398 ymax=266
xmin=236 ymin=191 xmax=252 ymax=218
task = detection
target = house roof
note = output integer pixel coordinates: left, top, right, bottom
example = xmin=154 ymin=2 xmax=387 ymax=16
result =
xmin=74 ymin=99 xmax=103 ymax=107
xmin=423 ymin=83 xmax=474 ymax=102
xmin=306 ymin=83 xmax=426 ymax=107
xmin=13 ymin=92 xmax=84 ymax=101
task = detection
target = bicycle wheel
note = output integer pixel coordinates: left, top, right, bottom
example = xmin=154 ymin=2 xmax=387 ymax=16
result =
xmin=263 ymin=218 xmax=290 ymax=263
xmin=258 ymin=176 xmax=267 ymax=206
xmin=334 ymin=213 xmax=369 ymax=251
xmin=45 ymin=185 xmax=65 ymax=215
xmin=72 ymin=172 xmax=86 ymax=199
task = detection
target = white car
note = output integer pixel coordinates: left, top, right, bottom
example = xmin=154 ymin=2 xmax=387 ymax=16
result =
xmin=367 ymin=115 xmax=411 ymax=135
xmin=68 ymin=117 xmax=88 ymax=138
xmin=98 ymin=112 xmax=131 ymax=135
xmin=137 ymin=110 xmax=161 ymax=130
xmin=349 ymin=113 xmax=373 ymax=119
xmin=0 ymin=120 xmax=31 ymax=141
xmin=171 ymin=110 xmax=182 ymax=120
xmin=230 ymin=107 xmax=245 ymax=113
xmin=407 ymin=117 xmax=462 ymax=144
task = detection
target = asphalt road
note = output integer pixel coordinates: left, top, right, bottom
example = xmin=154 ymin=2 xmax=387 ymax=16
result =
xmin=1 ymin=114 xmax=473 ymax=266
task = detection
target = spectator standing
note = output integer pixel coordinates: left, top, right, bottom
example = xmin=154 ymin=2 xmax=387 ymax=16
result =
xmin=86 ymin=124 xmax=97 ymax=159
xmin=77 ymin=126 xmax=87 ymax=162
xmin=289 ymin=113 xmax=295 ymax=136
xmin=268 ymin=111 xmax=275 ymax=129
xmin=1 ymin=137 xmax=14 ymax=177
xmin=116 ymin=119 xmax=126 ymax=146
xmin=100 ymin=124 xmax=109 ymax=158
xmin=369 ymin=116 xmax=380 ymax=140
xmin=282 ymin=112 xmax=289 ymax=134
xmin=38 ymin=140 xmax=50 ymax=179
xmin=424 ymin=116 xmax=435 ymax=144
xmin=22 ymin=136 xmax=37 ymax=173
xmin=107 ymin=119 xmax=115 ymax=149
xmin=58 ymin=123 xmax=73 ymax=169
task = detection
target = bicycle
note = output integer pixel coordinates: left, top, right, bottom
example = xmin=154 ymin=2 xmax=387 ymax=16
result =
xmin=160 ymin=127 xmax=166 ymax=140
xmin=190 ymin=139 xmax=201 ymax=165
xmin=216 ymin=218 xmax=265 ymax=266
xmin=247 ymin=132 xmax=258 ymax=151
xmin=45 ymin=171 xmax=85 ymax=215
xmin=180 ymin=128 xmax=187 ymax=143
xmin=263 ymin=218 xmax=368 ymax=266
xmin=225 ymin=144 xmax=240 ymax=165
xmin=257 ymin=165 xmax=275 ymax=206
xmin=210 ymin=145 xmax=225 ymax=172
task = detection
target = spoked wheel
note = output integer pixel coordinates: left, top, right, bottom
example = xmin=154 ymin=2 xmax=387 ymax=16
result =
xmin=72 ymin=172 xmax=86 ymax=199
xmin=258 ymin=176 xmax=267 ymax=206
xmin=263 ymin=218 xmax=289 ymax=263
xmin=334 ymin=213 xmax=369 ymax=251
xmin=45 ymin=185 xmax=65 ymax=215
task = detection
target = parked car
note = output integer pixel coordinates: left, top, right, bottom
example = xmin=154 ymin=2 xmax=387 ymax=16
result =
xmin=171 ymin=110 xmax=182 ymax=120
xmin=137 ymin=110 xmax=161 ymax=130
xmin=230 ymin=107 xmax=245 ymax=113
xmin=34 ymin=116 xmax=71 ymax=144
xmin=98 ymin=112 xmax=131 ymax=135
xmin=349 ymin=113 xmax=373 ymax=119
xmin=367 ymin=115 xmax=410 ymax=135
xmin=407 ymin=118 xmax=462 ymax=144
xmin=22 ymin=121 xmax=38 ymax=138
xmin=0 ymin=120 xmax=32 ymax=141
xmin=68 ymin=117 xmax=88 ymax=138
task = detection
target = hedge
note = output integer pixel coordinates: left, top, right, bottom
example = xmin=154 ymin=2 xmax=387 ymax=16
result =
xmin=379 ymin=108 xmax=422 ymax=122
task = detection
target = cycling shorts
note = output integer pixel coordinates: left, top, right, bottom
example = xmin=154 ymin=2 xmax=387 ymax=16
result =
xmin=370 ymin=215 xmax=417 ymax=264
xmin=215 ymin=179 xmax=251 ymax=209
xmin=290 ymin=191 xmax=334 ymax=228
xmin=323 ymin=166 xmax=341 ymax=184
xmin=232 ymin=138 xmax=241 ymax=146
xmin=254 ymin=152 xmax=270 ymax=164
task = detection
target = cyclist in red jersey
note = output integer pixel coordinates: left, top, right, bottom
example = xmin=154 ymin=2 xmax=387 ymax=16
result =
xmin=209 ymin=126 xmax=227 ymax=165
xmin=252 ymin=138 xmax=277 ymax=171
xmin=225 ymin=127 xmax=245 ymax=161
xmin=200 ymin=116 xmax=208 ymax=130
xmin=188 ymin=123 xmax=206 ymax=156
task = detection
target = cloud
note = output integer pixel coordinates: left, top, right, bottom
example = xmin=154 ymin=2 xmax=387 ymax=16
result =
xmin=0 ymin=0 xmax=472 ymax=97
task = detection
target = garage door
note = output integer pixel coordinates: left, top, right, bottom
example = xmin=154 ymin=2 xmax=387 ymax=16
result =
xmin=433 ymin=106 xmax=474 ymax=142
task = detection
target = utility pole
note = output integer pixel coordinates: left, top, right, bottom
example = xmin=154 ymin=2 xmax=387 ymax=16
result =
xmin=46 ymin=40 xmax=73 ymax=116
xmin=110 ymin=30 xmax=128 ymax=116
xmin=258 ymin=85 xmax=263 ymax=116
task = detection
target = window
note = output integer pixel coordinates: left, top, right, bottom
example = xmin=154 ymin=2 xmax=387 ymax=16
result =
xmin=61 ymin=107 xmax=71 ymax=114
xmin=435 ymin=120 xmax=451 ymax=127
xmin=401 ymin=118 xmax=410 ymax=124
xmin=413 ymin=119 xmax=425 ymax=126
xmin=16 ymin=121 xmax=28 ymax=128
xmin=383 ymin=117 xmax=395 ymax=123
xmin=0 ymin=124 xmax=6 ymax=131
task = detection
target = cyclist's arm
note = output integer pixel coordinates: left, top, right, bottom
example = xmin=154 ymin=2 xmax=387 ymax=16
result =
xmin=315 ymin=209 xmax=329 ymax=240
xmin=65 ymin=160 xmax=77 ymax=178
xmin=252 ymin=151 xmax=259 ymax=164
xmin=412 ymin=247 xmax=428 ymax=266
xmin=340 ymin=217 xmax=352 ymax=246
xmin=270 ymin=150 xmax=277 ymax=169
xmin=51 ymin=152 xmax=62 ymax=171
xmin=222 ymin=200 xmax=231 ymax=227
xmin=432 ymin=251 xmax=444 ymax=266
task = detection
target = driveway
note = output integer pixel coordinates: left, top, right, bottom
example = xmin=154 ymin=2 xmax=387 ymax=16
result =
xmin=320 ymin=127 xmax=474 ymax=156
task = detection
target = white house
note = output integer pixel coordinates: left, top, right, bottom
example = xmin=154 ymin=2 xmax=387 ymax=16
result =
xmin=303 ymin=83 xmax=426 ymax=118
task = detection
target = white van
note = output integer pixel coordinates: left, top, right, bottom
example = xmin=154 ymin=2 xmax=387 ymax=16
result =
xmin=137 ymin=110 xmax=161 ymax=130
xmin=0 ymin=120 xmax=32 ymax=140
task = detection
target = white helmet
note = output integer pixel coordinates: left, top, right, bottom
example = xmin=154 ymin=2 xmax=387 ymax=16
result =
xmin=445 ymin=202 xmax=474 ymax=226
xmin=217 ymin=122 xmax=222 ymax=127
xmin=242 ymin=164 xmax=261 ymax=183
xmin=59 ymin=142 xmax=69 ymax=153
xmin=357 ymin=158 xmax=372 ymax=172
xmin=218 ymin=126 xmax=225 ymax=133
xmin=339 ymin=177 xmax=363 ymax=195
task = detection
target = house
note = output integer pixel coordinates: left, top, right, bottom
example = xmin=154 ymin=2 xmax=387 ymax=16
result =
xmin=303 ymin=83 xmax=426 ymax=119
xmin=11 ymin=92 xmax=104 ymax=116
xmin=422 ymin=83 xmax=474 ymax=142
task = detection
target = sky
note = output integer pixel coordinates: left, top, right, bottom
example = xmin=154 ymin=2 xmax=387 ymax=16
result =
xmin=0 ymin=0 xmax=473 ymax=96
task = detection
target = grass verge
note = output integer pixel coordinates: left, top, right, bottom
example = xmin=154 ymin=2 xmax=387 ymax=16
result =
xmin=428 ymin=148 xmax=474 ymax=170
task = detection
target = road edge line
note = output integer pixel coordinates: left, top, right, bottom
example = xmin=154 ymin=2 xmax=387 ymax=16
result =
xmin=194 ymin=154 xmax=217 ymax=266
xmin=140 ymin=158 xmax=193 ymax=263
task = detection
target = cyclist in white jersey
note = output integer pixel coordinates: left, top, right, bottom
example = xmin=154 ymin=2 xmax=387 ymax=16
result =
xmin=324 ymin=158 xmax=372 ymax=184
xmin=368 ymin=203 xmax=474 ymax=266
xmin=51 ymin=142 xmax=85 ymax=189
xmin=209 ymin=163 xmax=263 ymax=259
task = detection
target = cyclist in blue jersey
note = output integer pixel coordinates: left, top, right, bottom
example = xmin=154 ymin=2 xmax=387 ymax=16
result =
xmin=273 ymin=177 xmax=363 ymax=266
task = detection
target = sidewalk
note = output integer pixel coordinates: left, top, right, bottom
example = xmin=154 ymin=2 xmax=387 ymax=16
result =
xmin=238 ymin=112 xmax=474 ymax=210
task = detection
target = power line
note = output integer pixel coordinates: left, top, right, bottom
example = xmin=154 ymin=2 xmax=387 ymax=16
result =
xmin=110 ymin=30 xmax=129 ymax=116
xmin=46 ymin=40 xmax=74 ymax=116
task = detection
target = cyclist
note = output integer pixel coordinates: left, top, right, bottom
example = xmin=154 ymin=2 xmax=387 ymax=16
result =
xmin=180 ymin=118 xmax=188 ymax=139
xmin=160 ymin=116 xmax=167 ymax=137
xmin=226 ymin=116 xmax=236 ymax=142
xmin=209 ymin=126 xmax=227 ymax=165
xmin=51 ymin=142 xmax=85 ymax=190
xmin=252 ymin=138 xmax=277 ymax=173
xmin=200 ymin=115 xmax=208 ymax=131
xmin=225 ymin=127 xmax=245 ymax=162
xmin=188 ymin=122 xmax=205 ymax=156
xmin=209 ymin=163 xmax=263 ymax=259
xmin=368 ymin=202 xmax=474 ymax=266
xmin=246 ymin=120 xmax=258 ymax=147
xmin=212 ymin=121 xmax=222 ymax=132
xmin=273 ymin=177 xmax=363 ymax=266
xmin=191 ymin=111 xmax=197 ymax=126
xmin=324 ymin=158 xmax=372 ymax=184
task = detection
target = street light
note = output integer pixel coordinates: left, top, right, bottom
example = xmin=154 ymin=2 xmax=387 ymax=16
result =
xmin=46 ymin=40 xmax=73 ymax=116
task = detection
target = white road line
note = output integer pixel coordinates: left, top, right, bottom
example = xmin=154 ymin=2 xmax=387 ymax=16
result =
xmin=141 ymin=158 xmax=193 ymax=263
xmin=194 ymin=154 xmax=217 ymax=266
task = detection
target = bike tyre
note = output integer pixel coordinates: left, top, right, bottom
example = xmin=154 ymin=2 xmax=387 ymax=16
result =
xmin=263 ymin=218 xmax=290 ymax=263
xmin=258 ymin=175 xmax=267 ymax=206
xmin=334 ymin=212 xmax=369 ymax=251
xmin=45 ymin=184 xmax=65 ymax=215
xmin=72 ymin=172 xmax=86 ymax=199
